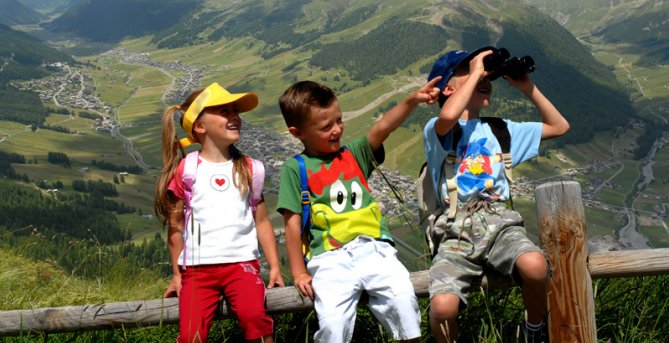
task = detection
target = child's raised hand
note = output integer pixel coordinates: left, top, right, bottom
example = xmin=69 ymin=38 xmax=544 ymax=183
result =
xmin=470 ymin=50 xmax=493 ymax=80
xmin=412 ymin=76 xmax=442 ymax=105
xmin=503 ymin=73 xmax=534 ymax=94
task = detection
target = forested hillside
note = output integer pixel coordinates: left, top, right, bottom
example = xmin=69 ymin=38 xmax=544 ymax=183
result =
xmin=0 ymin=177 xmax=123 ymax=244
xmin=0 ymin=177 xmax=169 ymax=279
xmin=489 ymin=5 xmax=634 ymax=144
xmin=162 ymin=1 xmax=636 ymax=145
xmin=0 ymin=24 xmax=75 ymax=125
xmin=43 ymin=0 xmax=201 ymax=42
xmin=24 ymin=0 xmax=636 ymax=145
xmin=527 ymin=0 xmax=669 ymax=67
xmin=17 ymin=0 xmax=82 ymax=16
xmin=0 ymin=0 xmax=43 ymax=26
xmin=594 ymin=6 xmax=669 ymax=66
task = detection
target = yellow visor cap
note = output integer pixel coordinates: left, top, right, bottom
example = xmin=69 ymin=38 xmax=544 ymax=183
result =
xmin=179 ymin=82 xmax=259 ymax=148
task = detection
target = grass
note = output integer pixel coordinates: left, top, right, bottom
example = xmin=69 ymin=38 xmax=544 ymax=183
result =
xmin=43 ymin=113 xmax=94 ymax=132
xmin=0 ymin=249 xmax=166 ymax=311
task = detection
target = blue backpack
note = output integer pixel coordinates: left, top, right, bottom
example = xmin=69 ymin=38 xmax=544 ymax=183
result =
xmin=294 ymin=154 xmax=313 ymax=263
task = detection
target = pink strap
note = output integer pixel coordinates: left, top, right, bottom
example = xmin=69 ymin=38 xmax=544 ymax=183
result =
xmin=245 ymin=157 xmax=264 ymax=216
xmin=181 ymin=151 xmax=199 ymax=268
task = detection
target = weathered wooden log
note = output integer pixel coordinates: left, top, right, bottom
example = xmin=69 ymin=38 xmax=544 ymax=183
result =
xmin=0 ymin=269 xmax=513 ymax=337
xmin=0 ymin=298 xmax=180 ymax=337
xmin=588 ymin=248 xmax=669 ymax=278
xmin=536 ymin=181 xmax=597 ymax=343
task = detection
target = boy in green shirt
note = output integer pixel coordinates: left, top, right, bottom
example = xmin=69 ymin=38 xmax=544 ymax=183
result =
xmin=277 ymin=79 xmax=440 ymax=342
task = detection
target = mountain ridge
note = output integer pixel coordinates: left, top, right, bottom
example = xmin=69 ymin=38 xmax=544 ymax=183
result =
xmin=0 ymin=0 xmax=43 ymax=26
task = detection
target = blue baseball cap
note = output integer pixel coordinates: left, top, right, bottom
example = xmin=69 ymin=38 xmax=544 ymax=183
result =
xmin=428 ymin=46 xmax=495 ymax=90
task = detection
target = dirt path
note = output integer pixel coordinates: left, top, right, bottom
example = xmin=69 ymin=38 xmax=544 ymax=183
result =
xmin=343 ymin=77 xmax=423 ymax=121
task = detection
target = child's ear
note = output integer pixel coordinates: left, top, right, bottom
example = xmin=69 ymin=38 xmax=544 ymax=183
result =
xmin=288 ymin=126 xmax=302 ymax=139
xmin=443 ymin=85 xmax=457 ymax=97
xmin=192 ymin=120 xmax=206 ymax=135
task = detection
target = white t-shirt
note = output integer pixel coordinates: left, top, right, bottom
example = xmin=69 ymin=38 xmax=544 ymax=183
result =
xmin=169 ymin=157 xmax=258 ymax=266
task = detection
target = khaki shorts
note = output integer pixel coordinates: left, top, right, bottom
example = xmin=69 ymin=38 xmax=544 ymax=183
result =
xmin=429 ymin=201 xmax=544 ymax=304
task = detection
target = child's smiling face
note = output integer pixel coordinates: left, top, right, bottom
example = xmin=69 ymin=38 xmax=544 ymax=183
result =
xmin=294 ymin=100 xmax=344 ymax=156
xmin=196 ymin=104 xmax=243 ymax=145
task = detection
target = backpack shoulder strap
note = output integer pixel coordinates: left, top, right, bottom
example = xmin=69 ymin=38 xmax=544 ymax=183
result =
xmin=182 ymin=150 xmax=199 ymax=201
xmin=417 ymin=161 xmax=449 ymax=257
xmin=180 ymin=150 xmax=199 ymax=269
xmin=245 ymin=157 xmax=264 ymax=216
xmin=481 ymin=117 xmax=510 ymax=152
xmin=440 ymin=122 xmax=461 ymax=220
xmin=293 ymin=154 xmax=312 ymax=262
xmin=481 ymin=117 xmax=513 ymax=182
xmin=294 ymin=155 xmax=310 ymax=234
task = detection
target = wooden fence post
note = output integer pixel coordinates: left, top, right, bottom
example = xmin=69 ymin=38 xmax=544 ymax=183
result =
xmin=535 ymin=181 xmax=597 ymax=343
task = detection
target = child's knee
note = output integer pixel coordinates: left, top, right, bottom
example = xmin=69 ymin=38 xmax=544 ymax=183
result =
xmin=430 ymin=293 xmax=460 ymax=320
xmin=516 ymin=251 xmax=548 ymax=282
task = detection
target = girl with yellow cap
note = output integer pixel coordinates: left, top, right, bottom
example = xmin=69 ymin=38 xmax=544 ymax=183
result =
xmin=155 ymin=82 xmax=284 ymax=342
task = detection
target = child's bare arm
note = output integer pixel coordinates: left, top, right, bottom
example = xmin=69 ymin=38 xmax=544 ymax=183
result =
xmin=164 ymin=199 xmax=185 ymax=298
xmin=367 ymin=77 xmax=441 ymax=150
xmin=283 ymin=211 xmax=314 ymax=299
xmin=255 ymin=201 xmax=285 ymax=288
xmin=507 ymin=76 xmax=570 ymax=139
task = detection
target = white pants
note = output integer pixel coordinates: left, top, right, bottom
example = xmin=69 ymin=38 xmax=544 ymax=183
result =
xmin=307 ymin=236 xmax=421 ymax=343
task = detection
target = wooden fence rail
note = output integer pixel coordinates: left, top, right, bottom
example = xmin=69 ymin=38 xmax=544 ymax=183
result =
xmin=1 ymin=181 xmax=668 ymax=337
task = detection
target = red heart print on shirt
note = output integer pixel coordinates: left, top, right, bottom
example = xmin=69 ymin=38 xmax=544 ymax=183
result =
xmin=210 ymin=175 xmax=230 ymax=191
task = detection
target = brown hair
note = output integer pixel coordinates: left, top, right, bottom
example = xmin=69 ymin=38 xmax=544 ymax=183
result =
xmin=154 ymin=88 xmax=253 ymax=225
xmin=278 ymin=80 xmax=337 ymax=129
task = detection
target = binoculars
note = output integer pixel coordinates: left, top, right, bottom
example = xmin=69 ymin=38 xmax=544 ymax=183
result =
xmin=483 ymin=47 xmax=535 ymax=80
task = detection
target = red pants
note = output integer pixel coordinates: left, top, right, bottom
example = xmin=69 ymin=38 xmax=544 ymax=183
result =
xmin=177 ymin=260 xmax=273 ymax=342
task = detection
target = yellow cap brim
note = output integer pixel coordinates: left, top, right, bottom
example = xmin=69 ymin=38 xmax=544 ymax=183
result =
xmin=180 ymin=82 xmax=259 ymax=148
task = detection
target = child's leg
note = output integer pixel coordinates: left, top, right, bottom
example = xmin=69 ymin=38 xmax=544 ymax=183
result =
xmin=307 ymin=240 xmax=366 ymax=343
xmin=358 ymin=240 xmax=421 ymax=341
xmin=488 ymin=226 xmax=548 ymax=325
xmin=429 ymin=237 xmax=481 ymax=343
xmin=178 ymin=266 xmax=225 ymax=343
xmin=222 ymin=260 xmax=274 ymax=342
xmin=429 ymin=293 xmax=460 ymax=343
xmin=515 ymin=251 xmax=548 ymax=324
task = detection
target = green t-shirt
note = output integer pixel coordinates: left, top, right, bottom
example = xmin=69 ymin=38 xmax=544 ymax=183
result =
xmin=277 ymin=137 xmax=393 ymax=257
